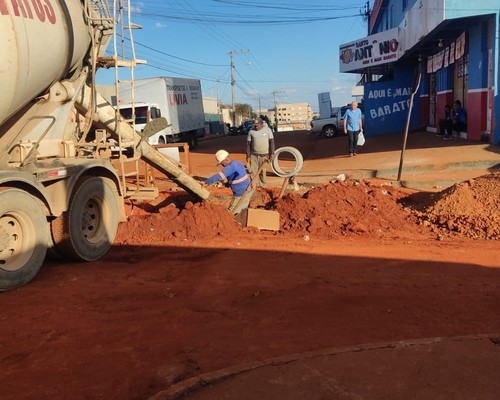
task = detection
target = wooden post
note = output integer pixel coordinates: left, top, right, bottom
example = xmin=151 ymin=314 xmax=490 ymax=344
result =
xmin=278 ymin=177 xmax=289 ymax=198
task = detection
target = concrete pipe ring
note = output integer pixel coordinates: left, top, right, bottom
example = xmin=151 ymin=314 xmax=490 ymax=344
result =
xmin=271 ymin=146 xmax=304 ymax=178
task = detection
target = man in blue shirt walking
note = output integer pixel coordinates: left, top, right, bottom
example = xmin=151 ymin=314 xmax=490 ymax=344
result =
xmin=343 ymin=101 xmax=363 ymax=157
xmin=205 ymin=150 xmax=252 ymax=215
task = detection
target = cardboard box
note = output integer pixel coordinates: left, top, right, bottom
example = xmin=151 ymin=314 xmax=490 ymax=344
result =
xmin=235 ymin=208 xmax=280 ymax=231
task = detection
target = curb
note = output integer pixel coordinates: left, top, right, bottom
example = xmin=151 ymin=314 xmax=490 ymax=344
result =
xmin=375 ymin=160 xmax=500 ymax=179
xmin=148 ymin=333 xmax=500 ymax=400
xmin=290 ymin=162 xmax=499 ymax=191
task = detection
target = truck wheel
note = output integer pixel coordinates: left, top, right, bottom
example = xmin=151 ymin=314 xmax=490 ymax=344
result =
xmin=187 ymin=133 xmax=198 ymax=150
xmin=0 ymin=189 xmax=48 ymax=291
xmin=51 ymin=176 xmax=119 ymax=262
xmin=322 ymin=125 xmax=337 ymax=138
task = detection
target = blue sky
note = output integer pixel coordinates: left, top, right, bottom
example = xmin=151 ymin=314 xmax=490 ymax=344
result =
xmin=96 ymin=0 xmax=372 ymax=112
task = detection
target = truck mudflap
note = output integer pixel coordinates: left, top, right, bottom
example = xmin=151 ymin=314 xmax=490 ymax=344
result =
xmin=74 ymin=85 xmax=210 ymax=200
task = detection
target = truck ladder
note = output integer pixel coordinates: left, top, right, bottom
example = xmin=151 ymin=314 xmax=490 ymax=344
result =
xmin=80 ymin=0 xmax=209 ymax=201
xmin=108 ymin=0 xmax=155 ymax=200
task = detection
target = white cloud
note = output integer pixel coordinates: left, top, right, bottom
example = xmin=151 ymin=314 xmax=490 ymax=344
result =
xmin=155 ymin=22 xmax=167 ymax=29
xmin=130 ymin=3 xmax=143 ymax=13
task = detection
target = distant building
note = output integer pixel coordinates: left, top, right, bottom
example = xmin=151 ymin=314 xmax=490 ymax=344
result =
xmin=202 ymin=97 xmax=218 ymax=115
xmin=262 ymin=102 xmax=312 ymax=131
xmin=202 ymin=97 xmax=225 ymax=134
xmin=339 ymin=0 xmax=498 ymax=144
xmin=256 ymin=109 xmax=275 ymax=125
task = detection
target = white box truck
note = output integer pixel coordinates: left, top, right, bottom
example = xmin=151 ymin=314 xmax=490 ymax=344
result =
xmin=119 ymin=77 xmax=205 ymax=148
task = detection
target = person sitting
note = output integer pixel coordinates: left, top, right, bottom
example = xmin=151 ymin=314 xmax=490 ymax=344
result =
xmin=438 ymin=104 xmax=452 ymax=137
xmin=444 ymin=100 xmax=467 ymax=140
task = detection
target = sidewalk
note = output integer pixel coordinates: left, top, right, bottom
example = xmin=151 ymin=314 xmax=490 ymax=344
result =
xmin=151 ymin=334 xmax=500 ymax=400
xmin=268 ymin=130 xmax=500 ymax=191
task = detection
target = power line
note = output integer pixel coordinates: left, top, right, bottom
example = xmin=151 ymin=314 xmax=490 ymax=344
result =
xmin=134 ymin=41 xmax=227 ymax=67
xmin=213 ymin=0 xmax=366 ymax=11
xmin=116 ymin=1 xmax=371 ymax=109
xmin=136 ymin=11 xmax=361 ymax=25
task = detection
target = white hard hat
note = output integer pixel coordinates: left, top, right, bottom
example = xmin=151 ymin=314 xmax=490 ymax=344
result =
xmin=215 ymin=149 xmax=229 ymax=165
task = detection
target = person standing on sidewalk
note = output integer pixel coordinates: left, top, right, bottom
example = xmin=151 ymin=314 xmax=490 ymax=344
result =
xmin=343 ymin=101 xmax=363 ymax=156
xmin=205 ymin=150 xmax=251 ymax=215
xmin=246 ymin=117 xmax=275 ymax=188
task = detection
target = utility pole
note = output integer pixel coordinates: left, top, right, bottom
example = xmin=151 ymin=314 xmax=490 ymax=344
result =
xmin=362 ymin=1 xmax=372 ymax=83
xmin=227 ymin=50 xmax=249 ymax=127
xmin=364 ymin=0 xmax=370 ymax=35
xmin=216 ymin=79 xmax=220 ymax=114
xmin=272 ymin=90 xmax=284 ymax=132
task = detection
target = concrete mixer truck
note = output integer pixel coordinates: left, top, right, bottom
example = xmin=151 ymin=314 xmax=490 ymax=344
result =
xmin=0 ymin=0 xmax=209 ymax=290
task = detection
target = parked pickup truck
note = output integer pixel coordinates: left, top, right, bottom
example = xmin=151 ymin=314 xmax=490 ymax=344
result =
xmin=310 ymin=104 xmax=364 ymax=138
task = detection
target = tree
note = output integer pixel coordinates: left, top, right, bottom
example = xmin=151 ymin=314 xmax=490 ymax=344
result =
xmin=235 ymin=103 xmax=253 ymax=120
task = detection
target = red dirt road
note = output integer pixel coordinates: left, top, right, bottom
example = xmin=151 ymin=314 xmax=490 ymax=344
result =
xmin=1 ymin=133 xmax=499 ymax=400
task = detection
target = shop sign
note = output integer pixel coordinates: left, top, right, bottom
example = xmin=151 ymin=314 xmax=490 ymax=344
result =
xmin=367 ymin=86 xmax=413 ymax=119
xmin=339 ymin=28 xmax=401 ymax=73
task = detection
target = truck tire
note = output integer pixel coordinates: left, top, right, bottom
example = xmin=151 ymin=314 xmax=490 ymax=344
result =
xmin=0 ymin=189 xmax=48 ymax=291
xmin=322 ymin=125 xmax=337 ymax=138
xmin=186 ymin=133 xmax=198 ymax=150
xmin=51 ymin=176 xmax=119 ymax=262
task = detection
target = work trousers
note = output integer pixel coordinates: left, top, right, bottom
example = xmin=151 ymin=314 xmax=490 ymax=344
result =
xmin=249 ymin=154 xmax=268 ymax=188
xmin=228 ymin=190 xmax=253 ymax=215
xmin=439 ymin=119 xmax=452 ymax=135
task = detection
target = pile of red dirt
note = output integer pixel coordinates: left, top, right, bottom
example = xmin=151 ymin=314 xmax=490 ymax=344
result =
xmin=116 ymin=179 xmax=425 ymax=244
xmin=274 ymin=179 xmax=426 ymax=240
xmin=115 ymin=173 xmax=499 ymax=245
xmin=115 ymin=201 xmax=242 ymax=244
xmin=407 ymin=172 xmax=500 ymax=240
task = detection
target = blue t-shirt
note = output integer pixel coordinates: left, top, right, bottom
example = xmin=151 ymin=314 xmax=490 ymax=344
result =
xmin=344 ymin=108 xmax=362 ymax=131
xmin=205 ymin=160 xmax=249 ymax=196
xmin=453 ymin=107 xmax=467 ymax=124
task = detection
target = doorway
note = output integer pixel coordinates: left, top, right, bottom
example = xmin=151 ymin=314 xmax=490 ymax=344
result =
xmin=428 ymin=73 xmax=437 ymax=128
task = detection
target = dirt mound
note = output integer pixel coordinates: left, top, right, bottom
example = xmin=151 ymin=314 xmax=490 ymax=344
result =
xmin=115 ymin=174 xmax=499 ymax=245
xmin=115 ymin=201 xmax=242 ymax=244
xmin=408 ymin=172 xmax=500 ymax=240
xmin=275 ymin=179 xmax=424 ymax=240
xmin=116 ymin=179 xmax=425 ymax=244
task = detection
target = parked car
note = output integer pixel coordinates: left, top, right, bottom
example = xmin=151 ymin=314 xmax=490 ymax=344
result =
xmin=310 ymin=104 xmax=364 ymax=138
xmin=240 ymin=120 xmax=255 ymax=135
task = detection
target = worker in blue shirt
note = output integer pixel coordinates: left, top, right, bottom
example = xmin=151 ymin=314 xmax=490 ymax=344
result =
xmin=205 ymin=150 xmax=252 ymax=215
xmin=343 ymin=101 xmax=363 ymax=156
